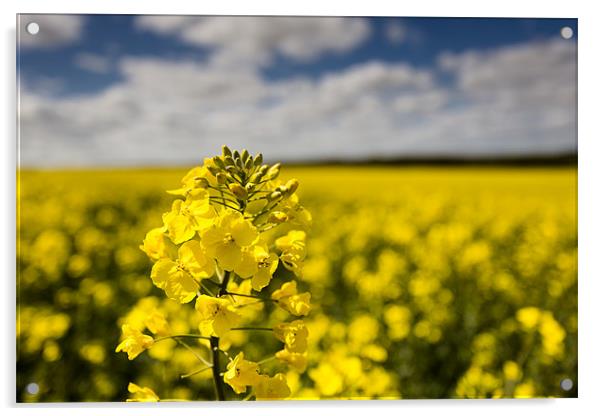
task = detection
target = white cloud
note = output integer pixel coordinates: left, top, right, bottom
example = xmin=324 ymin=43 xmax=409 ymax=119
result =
xmin=385 ymin=21 xmax=406 ymax=44
xmin=18 ymin=37 xmax=576 ymax=167
xmin=74 ymin=53 xmax=112 ymax=74
xmin=19 ymin=14 xmax=85 ymax=49
xmin=136 ymin=16 xmax=370 ymax=68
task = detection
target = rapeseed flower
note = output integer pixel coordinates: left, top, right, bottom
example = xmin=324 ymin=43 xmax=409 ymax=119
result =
xmin=126 ymin=383 xmax=160 ymax=402
xmin=115 ymin=324 xmax=154 ymax=360
xmin=195 ymin=294 xmax=241 ymax=337
xmin=272 ymin=281 xmax=311 ymax=316
xmin=223 ymin=352 xmax=262 ymax=394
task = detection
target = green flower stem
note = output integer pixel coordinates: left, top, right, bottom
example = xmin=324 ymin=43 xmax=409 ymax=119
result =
xmin=208 ymin=199 xmax=242 ymax=212
xmin=210 ymin=336 xmax=225 ymax=401
xmin=200 ymin=281 xmax=216 ymax=297
xmin=208 ymin=270 xmax=232 ymax=401
xmin=173 ymin=338 xmax=212 ymax=368
xmin=219 ymin=271 xmax=231 ymax=297
xmin=181 ymin=364 xmax=213 ymax=379
xmin=257 ymin=356 xmax=277 ymax=365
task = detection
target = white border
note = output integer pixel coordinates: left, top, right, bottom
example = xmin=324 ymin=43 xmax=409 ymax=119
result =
xmin=3 ymin=1 xmax=601 ymax=415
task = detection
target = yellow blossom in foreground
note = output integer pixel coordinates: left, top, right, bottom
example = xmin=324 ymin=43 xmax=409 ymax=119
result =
xmin=252 ymin=248 xmax=279 ymax=291
xmin=223 ymin=352 xmax=262 ymax=394
xmin=201 ymin=211 xmax=258 ymax=272
xmin=275 ymin=349 xmax=307 ymax=372
xmin=126 ymin=382 xmax=160 ymax=402
xmin=254 ymin=373 xmax=291 ymax=400
xmin=115 ymin=324 xmax=154 ymax=360
xmin=150 ymin=240 xmax=214 ymax=303
xmin=195 ymin=295 xmax=241 ymax=337
xmin=272 ymin=281 xmax=311 ymax=316
xmin=162 ymin=196 xmax=215 ymax=245
xmin=273 ymin=320 xmax=308 ymax=353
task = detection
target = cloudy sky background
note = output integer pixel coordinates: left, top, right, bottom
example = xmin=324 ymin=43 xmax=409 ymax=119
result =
xmin=17 ymin=15 xmax=577 ymax=167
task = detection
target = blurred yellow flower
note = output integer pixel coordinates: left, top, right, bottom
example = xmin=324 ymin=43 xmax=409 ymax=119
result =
xmin=309 ymin=363 xmax=344 ymax=397
xmin=516 ymin=307 xmax=541 ymax=330
xmin=254 ymin=373 xmax=291 ymax=400
xmin=126 ymin=382 xmax=159 ymax=402
xmin=144 ymin=310 xmax=170 ymax=336
xmin=276 ymin=349 xmax=307 ymax=372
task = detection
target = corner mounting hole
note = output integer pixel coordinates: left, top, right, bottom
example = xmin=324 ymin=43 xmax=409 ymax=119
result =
xmin=26 ymin=22 xmax=40 ymax=35
xmin=560 ymin=378 xmax=573 ymax=391
xmin=26 ymin=382 xmax=39 ymax=395
xmin=560 ymin=26 xmax=573 ymax=40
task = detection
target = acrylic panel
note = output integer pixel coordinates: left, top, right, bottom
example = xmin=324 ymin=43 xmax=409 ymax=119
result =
xmin=16 ymin=14 xmax=577 ymax=402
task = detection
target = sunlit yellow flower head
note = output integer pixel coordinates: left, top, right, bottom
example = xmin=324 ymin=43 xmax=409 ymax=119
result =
xmin=115 ymin=324 xmax=154 ymax=360
xmin=124 ymin=145 xmax=312 ymax=401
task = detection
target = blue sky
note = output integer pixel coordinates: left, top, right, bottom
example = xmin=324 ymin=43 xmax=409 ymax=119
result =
xmin=18 ymin=15 xmax=577 ymax=167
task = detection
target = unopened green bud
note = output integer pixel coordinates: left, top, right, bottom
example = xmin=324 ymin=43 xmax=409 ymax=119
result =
xmin=225 ymin=165 xmax=238 ymax=174
xmin=213 ymin=156 xmax=226 ymax=169
xmin=195 ymin=177 xmax=210 ymax=188
xmin=233 ymin=150 xmax=241 ymax=161
xmin=235 ymin=157 xmax=244 ymax=169
xmin=224 ymin=156 xmax=236 ymax=166
xmin=269 ymin=190 xmax=283 ymax=201
xmin=285 ymin=179 xmax=299 ymax=194
xmin=222 ymin=145 xmax=232 ymax=158
xmin=244 ymin=157 xmax=253 ymax=170
xmin=254 ymin=153 xmax=263 ymax=166
xmin=268 ymin=211 xmax=288 ymax=224
xmin=228 ymin=183 xmax=248 ymax=200
xmin=241 ymin=149 xmax=250 ymax=163
xmin=216 ymin=173 xmax=228 ymax=185
xmin=207 ymin=165 xmax=221 ymax=176
xmin=259 ymin=165 xmax=269 ymax=175
xmin=267 ymin=163 xmax=281 ymax=180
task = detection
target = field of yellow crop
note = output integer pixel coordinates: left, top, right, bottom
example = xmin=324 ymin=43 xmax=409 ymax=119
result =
xmin=17 ymin=165 xmax=577 ymax=401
